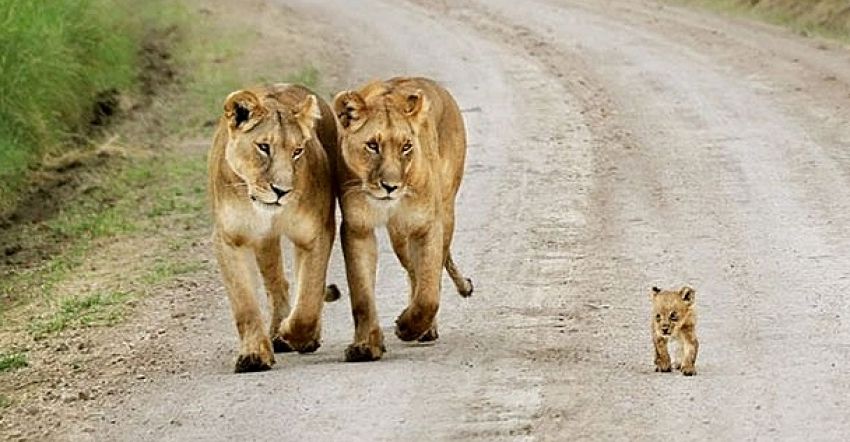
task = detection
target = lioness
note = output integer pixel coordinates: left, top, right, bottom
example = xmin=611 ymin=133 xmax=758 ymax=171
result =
xmin=332 ymin=77 xmax=473 ymax=362
xmin=209 ymin=84 xmax=339 ymax=373
xmin=651 ymin=286 xmax=699 ymax=376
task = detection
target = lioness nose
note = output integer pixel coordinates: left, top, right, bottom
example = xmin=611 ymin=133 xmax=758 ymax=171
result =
xmin=271 ymin=184 xmax=290 ymax=199
xmin=380 ymin=181 xmax=399 ymax=194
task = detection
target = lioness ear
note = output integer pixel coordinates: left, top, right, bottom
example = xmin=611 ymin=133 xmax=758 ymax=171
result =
xmin=680 ymin=286 xmax=695 ymax=304
xmin=333 ymin=90 xmax=366 ymax=131
xmin=404 ymin=90 xmax=429 ymax=123
xmin=224 ymin=90 xmax=264 ymax=131
xmin=294 ymin=94 xmax=321 ymax=138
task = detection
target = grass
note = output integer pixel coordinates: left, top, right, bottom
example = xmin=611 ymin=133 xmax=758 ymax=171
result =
xmin=0 ymin=0 xmax=324 ymax=337
xmin=0 ymin=394 xmax=11 ymax=408
xmin=29 ymin=291 xmax=129 ymax=338
xmin=0 ymin=0 xmax=182 ymax=213
xmin=675 ymin=0 xmax=850 ymax=41
xmin=0 ymin=149 xmax=208 ymax=321
xmin=0 ymin=351 xmax=28 ymax=372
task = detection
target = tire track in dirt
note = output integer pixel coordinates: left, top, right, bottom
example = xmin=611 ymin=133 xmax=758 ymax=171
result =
xmin=417 ymin=0 xmax=850 ymax=439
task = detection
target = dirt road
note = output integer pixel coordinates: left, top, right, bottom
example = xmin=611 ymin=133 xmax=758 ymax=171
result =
xmin=77 ymin=0 xmax=850 ymax=440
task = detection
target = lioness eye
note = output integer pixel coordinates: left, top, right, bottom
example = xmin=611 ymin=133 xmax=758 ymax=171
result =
xmin=256 ymin=143 xmax=270 ymax=155
xmin=402 ymin=142 xmax=413 ymax=154
xmin=292 ymin=147 xmax=304 ymax=159
xmin=669 ymin=312 xmax=678 ymax=321
xmin=365 ymin=140 xmax=379 ymax=153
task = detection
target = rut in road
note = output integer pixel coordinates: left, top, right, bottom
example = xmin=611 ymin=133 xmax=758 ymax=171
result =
xmin=76 ymin=0 xmax=850 ymax=440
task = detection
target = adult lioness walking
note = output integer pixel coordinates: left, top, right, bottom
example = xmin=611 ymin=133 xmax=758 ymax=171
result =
xmin=333 ymin=77 xmax=473 ymax=362
xmin=209 ymin=84 xmax=339 ymax=373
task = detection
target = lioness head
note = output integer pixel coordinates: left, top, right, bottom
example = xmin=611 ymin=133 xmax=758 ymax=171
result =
xmin=332 ymin=82 xmax=430 ymax=202
xmin=222 ymin=88 xmax=320 ymax=210
xmin=650 ymin=286 xmax=695 ymax=337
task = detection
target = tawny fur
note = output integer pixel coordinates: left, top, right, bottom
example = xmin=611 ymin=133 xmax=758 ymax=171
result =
xmin=208 ymin=83 xmax=339 ymax=373
xmin=650 ymin=285 xmax=699 ymax=376
xmin=332 ymin=77 xmax=472 ymax=362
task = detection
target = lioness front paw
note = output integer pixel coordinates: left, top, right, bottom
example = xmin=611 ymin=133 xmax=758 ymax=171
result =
xmin=271 ymin=335 xmax=294 ymax=353
xmin=394 ymin=306 xmax=437 ymax=342
xmin=417 ymin=325 xmax=439 ymax=342
xmin=344 ymin=342 xmax=386 ymax=362
xmin=655 ymin=363 xmax=672 ymax=373
xmin=681 ymin=366 xmax=697 ymax=376
xmin=279 ymin=318 xmax=321 ymax=354
xmin=235 ymin=352 xmax=274 ymax=373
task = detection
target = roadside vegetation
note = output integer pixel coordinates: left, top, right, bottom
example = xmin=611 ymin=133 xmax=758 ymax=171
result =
xmin=0 ymin=0 xmax=329 ymax=436
xmin=0 ymin=0 xmax=323 ymax=366
xmin=0 ymin=0 xmax=175 ymax=213
xmin=677 ymin=0 xmax=850 ymax=40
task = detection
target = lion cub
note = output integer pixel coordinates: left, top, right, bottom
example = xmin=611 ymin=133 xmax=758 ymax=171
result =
xmin=650 ymin=286 xmax=699 ymax=376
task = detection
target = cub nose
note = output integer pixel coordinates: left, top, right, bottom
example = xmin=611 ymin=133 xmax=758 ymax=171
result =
xmin=271 ymin=184 xmax=290 ymax=199
xmin=380 ymin=181 xmax=399 ymax=194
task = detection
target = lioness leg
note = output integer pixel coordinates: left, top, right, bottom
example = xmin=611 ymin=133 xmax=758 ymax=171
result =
xmin=395 ymin=225 xmax=442 ymax=341
xmin=341 ymin=223 xmax=384 ymax=361
xmin=279 ymin=232 xmax=333 ymax=354
xmin=254 ymin=236 xmax=292 ymax=353
xmin=214 ymin=233 xmax=274 ymax=373
xmin=389 ymin=226 xmax=437 ymax=342
xmin=441 ymin=205 xmax=473 ymax=298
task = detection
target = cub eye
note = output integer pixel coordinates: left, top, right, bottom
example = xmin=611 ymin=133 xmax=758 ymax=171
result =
xmin=655 ymin=314 xmax=661 ymax=321
xmin=669 ymin=312 xmax=678 ymax=322
xmin=365 ymin=140 xmax=379 ymax=153
xmin=256 ymin=143 xmax=270 ymax=155
xmin=402 ymin=141 xmax=413 ymax=155
xmin=292 ymin=147 xmax=304 ymax=159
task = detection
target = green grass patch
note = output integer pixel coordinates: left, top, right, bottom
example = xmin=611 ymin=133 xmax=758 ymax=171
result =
xmin=0 ymin=394 xmax=12 ymax=408
xmin=29 ymin=291 xmax=129 ymax=338
xmin=143 ymin=259 xmax=206 ymax=286
xmin=0 ymin=1 xmax=321 ymax=335
xmin=0 ymin=0 xmax=183 ymax=213
xmin=0 ymin=351 xmax=28 ymax=372
xmin=674 ymin=0 xmax=850 ymax=42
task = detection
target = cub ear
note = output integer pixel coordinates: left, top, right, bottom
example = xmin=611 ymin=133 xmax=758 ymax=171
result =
xmin=332 ymin=90 xmax=366 ymax=131
xmin=224 ymin=90 xmax=264 ymax=131
xmin=651 ymin=286 xmax=662 ymax=295
xmin=294 ymin=94 xmax=321 ymax=138
xmin=679 ymin=286 xmax=696 ymax=304
xmin=403 ymin=90 xmax=429 ymax=124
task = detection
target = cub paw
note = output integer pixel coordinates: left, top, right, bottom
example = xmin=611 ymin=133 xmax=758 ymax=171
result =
xmin=681 ymin=366 xmax=697 ymax=376
xmin=344 ymin=342 xmax=386 ymax=362
xmin=655 ymin=365 xmax=672 ymax=373
xmin=234 ymin=353 xmax=274 ymax=373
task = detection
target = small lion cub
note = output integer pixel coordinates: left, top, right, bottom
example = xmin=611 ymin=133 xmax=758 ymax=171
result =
xmin=650 ymin=286 xmax=699 ymax=376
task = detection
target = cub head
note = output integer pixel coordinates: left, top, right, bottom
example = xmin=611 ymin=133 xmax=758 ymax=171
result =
xmin=332 ymin=83 xmax=429 ymax=202
xmin=222 ymin=88 xmax=320 ymax=211
xmin=650 ymin=286 xmax=695 ymax=337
